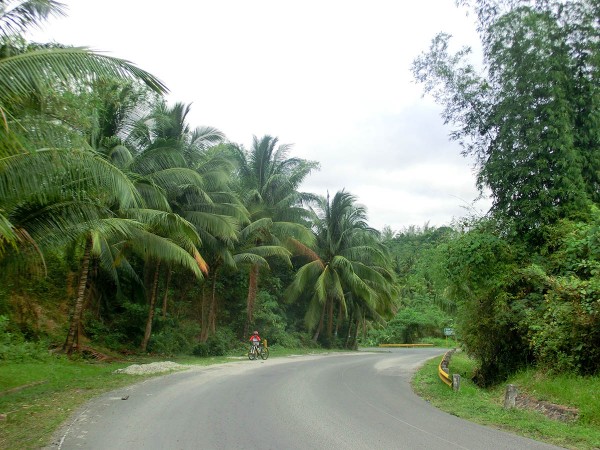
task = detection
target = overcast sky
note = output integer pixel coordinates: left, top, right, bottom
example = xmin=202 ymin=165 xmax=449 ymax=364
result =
xmin=28 ymin=0 xmax=492 ymax=231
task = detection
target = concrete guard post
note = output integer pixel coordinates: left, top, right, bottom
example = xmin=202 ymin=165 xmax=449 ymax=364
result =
xmin=452 ymin=374 xmax=461 ymax=391
xmin=504 ymin=384 xmax=518 ymax=409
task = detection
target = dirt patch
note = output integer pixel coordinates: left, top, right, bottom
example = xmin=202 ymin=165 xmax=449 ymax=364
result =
xmin=515 ymin=393 xmax=579 ymax=422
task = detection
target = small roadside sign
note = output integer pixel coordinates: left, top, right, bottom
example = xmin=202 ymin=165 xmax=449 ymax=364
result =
xmin=443 ymin=328 xmax=455 ymax=336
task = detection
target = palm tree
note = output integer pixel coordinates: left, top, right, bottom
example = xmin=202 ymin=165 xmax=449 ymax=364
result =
xmin=286 ymin=190 xmax=395 ymax=346
xmin=82 ymin=93 xmax=226 ymax=352
xmin=0 ymin=0 xmax=167 ymax=257
xmin=231 ymin=135 xmax=319 ymax=222
xmin=120 ymin=100 xmax=250 ymax=348
xmin=230 ymin=135 xmax=319 ymax=335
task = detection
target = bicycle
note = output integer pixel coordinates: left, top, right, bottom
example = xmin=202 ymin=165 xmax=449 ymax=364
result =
xmin=248 ymin=343 xmax=269 ymax=360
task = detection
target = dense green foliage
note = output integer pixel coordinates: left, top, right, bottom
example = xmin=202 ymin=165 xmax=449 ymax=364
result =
xmin=367 ymin=225 xmax=453 ymax=345
xmin=413 ymin=0 xmax=600 ymax=385
xmin=0 ymin=1 xmax=393 ymax=357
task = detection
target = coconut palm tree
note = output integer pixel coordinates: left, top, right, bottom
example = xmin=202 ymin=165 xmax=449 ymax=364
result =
xmin=78 ymin=91 xmax=226 ymax=352
xmin=231 ymin=135 xmax=319 ymax=222
xmin=286 ymin=190 xmax=395 ymax=346
xmin=230 ymin=135 xmax=319 ymax=335
xmin=119 ymin=100 xmax=252 ymax=348
xmin=0 ymin=0 xmax=167 ymax=257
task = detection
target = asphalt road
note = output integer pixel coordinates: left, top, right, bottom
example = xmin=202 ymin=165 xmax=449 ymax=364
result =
xmin=49 ymin=348 xmax=563 ymax=450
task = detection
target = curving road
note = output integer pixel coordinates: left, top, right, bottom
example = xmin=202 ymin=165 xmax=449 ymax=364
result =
xmin=49 ymin=348 xmax=562 ymax=450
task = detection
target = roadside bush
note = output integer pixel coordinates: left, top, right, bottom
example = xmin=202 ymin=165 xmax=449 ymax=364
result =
xmin=193 ymin=327 xmax=239 ymax=357
xmin=0 ymin=315 xmax=50 ymax=361
xmin=150 ymin=320 xmax=200 ymax=355
xmin=444 ymin=221 xmax=532 ymax=386
xmin=85 ymin=314 xmax=129 ymax=351
xmin=522 ymin=217 xmax=600 ymax=374
xmin=267 ymin=330 xmax=306 ymax=348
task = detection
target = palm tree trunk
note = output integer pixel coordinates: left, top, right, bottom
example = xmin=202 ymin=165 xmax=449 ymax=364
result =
xmin=64 ymin=236 xmax=92 ymax=355
xmin=352 ymin=316 xmax=360 ymax=350
xmin=312 ymin=300 xmax=327 ymax=342
xmin=161 ymin=266 xmax=172 ymax=319
xmin=334 ymin=301 xmax=342 ymax=338
xmin=345 ymin=311 xmax=354 ymax=348
xmin=208 ymin=267 xmax=219 ymax=335
xmin=200 ymin=284 xmax=209 ymax=342
xmin=141 ymin=261 xmax=160 ymax=352
xmin=326 ymin=297 xmax=334 ymax=341
xmin=244 ymin=263 xmax=259 ymax=338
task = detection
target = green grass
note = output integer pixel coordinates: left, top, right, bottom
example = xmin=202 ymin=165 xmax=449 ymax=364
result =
xmin=412 ymin=352 xmax=600 ymax=450
xmin=418 ymin=336 xmax=458 ymax=348
xmin=509 ymin=369 xmax=600 ymax=427
xmin=0 ymin=359 xmax=149 ymax=449
xmin=0 ymin=346 xmax=347 ymax=450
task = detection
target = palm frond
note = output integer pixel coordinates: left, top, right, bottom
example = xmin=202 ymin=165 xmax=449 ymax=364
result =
xmin=0 ymin=0 xmax=66 ymax=39
xmin=124 ymin=209 xmax=200 ymax=245
xmin=232 ymin=252 xmax=268 ymax=267
xmin=285 ymin=259 xmax=324 ymax=303
xmin=128 ymin=227 xmax=203 ymax=279
xmin=0 ymin=147 xmax=140 ymax=210
xmin=243 ymin=244 xmax=291 ymax=263
xmin=134 ymin=181 xmax=171 ymax=212
xmin=238 ymin=217 xmax=272 ymax=242
xmin=107 ymin=144 xmax=134 ymax=168
xmin=271 ymin=221 xmax=315 ymax=246
xmin=147 ymin=167 xmax=204 ymax=194
xmin=183 ymin=211 xmax=238 ymax=244
xmin=12 ymin=199 xmax=111 ymax=245
xmin=340 ymin=245 xmax=386 ymax=265
xmin=0 ymin=47 xmax=167 ymax=104
xmin=304 ymin=294 xmax=323 ymax=331
xmin=129 ymin=146 xmax=187 ymax=175
xmin=189 ymin=125 xmax=225 ymax=147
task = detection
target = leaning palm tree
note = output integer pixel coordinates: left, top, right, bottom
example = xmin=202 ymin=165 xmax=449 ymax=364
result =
xmin=286 ymin=190 xmax=395 ymax=346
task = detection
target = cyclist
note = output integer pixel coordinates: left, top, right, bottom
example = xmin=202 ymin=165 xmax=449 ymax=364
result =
xmin=249 ymin=330 xmax=262 ymax=351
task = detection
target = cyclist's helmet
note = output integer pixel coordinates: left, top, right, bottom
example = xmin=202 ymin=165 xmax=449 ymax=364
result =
xmin=253 ymin=331 xmax=259 ymax=335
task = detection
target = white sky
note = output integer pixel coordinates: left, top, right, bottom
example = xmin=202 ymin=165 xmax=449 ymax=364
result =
xmin=28 ymin=0 xmax=492 ymax=231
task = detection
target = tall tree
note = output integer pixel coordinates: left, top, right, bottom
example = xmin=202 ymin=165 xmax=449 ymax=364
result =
xmin=231 ymin=135 xmax=319 ymax=335
xmin=286 ymin=190 xmax=394 ymax=346
xmin=0 ymin=0 xmax=167 ymax=257
xmin=412 ymin=0 xmax=600 ymax=238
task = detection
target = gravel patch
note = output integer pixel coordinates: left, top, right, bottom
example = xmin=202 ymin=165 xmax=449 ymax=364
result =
xmin=114 ymin=361 xmax=191 ymax=375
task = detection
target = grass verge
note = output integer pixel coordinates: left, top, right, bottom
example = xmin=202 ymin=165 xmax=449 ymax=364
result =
xmin=0 ymin=346 xmax=340 ymax=450
xmin=412 ymin=352 xmax=600 ymax=450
